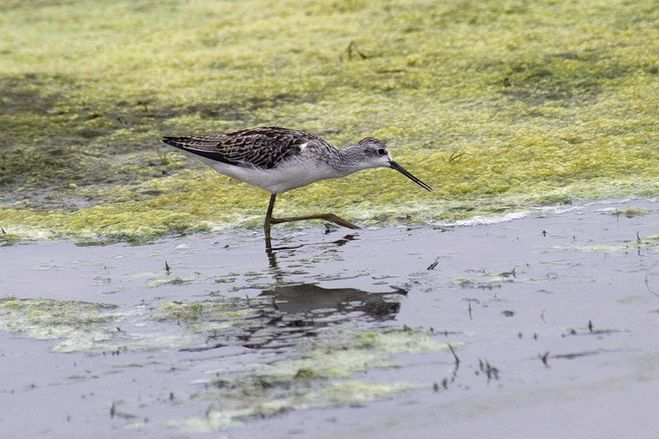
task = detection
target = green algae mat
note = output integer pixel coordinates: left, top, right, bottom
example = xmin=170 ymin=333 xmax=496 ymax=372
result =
xmin=1 ymin=0 xmax=657 ymax=243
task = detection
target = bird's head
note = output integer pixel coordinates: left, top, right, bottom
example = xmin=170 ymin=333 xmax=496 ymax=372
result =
xmin=355 ymin=137 xmax=392 ymax=166
xmin=354 ymin=137 xmax=433 ymax=192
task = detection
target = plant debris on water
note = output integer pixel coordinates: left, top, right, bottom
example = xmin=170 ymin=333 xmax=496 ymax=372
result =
xmin=0 ymin=291 xmax=451 ymax=431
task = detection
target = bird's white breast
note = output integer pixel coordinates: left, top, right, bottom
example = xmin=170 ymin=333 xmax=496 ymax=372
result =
xmin=206 ymin=156 xmax=341 ymax=194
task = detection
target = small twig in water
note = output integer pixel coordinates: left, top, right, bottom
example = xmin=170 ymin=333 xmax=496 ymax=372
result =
xmin=539 ymin=351 xmax=550 ymax=367
xmin=479 ymin=359 xmax=500 ymax=382
xmin=447 ymin=343 xmax=460 ymax=366
xmin=644 ymin=260 xmax=659 ymax=298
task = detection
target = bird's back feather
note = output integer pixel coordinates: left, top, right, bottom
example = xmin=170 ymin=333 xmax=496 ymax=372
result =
xmin=162 ymin=127 xmax=330 ymax=169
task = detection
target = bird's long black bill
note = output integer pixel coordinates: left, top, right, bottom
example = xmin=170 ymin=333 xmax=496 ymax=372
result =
xmin=389 ymin=161 xmax=433 ymax=192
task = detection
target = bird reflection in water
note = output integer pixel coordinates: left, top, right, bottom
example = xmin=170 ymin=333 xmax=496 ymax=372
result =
xmin=218 ymin=233 xmax=407 ymax=350
xmin=219 ymin=283 xmax=405 ymax=350
xmin=184 ymin=234 xmax=404 ymax=352
xmin=261 ymin=283 xmax=404 ymax=321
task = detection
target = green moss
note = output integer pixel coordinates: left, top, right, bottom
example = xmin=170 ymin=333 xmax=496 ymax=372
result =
xmin=1 ymin=0 xmax=657 ymax=242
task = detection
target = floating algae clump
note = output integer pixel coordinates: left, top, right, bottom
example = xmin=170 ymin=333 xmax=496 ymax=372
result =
xmin=173 ymin=327 xmax=451 ymax=432
xmin=554 ymin=234 xmax=659 ymax=254
xmin=0 ymin=0 xmax=657 ymax=242
xmin=611 ymin=207 xmax=652 ymax=218
xmin=176 ymin=380 xmax=414 ymax=433
xmin=0 ymin=297 xmax=123 ymax=352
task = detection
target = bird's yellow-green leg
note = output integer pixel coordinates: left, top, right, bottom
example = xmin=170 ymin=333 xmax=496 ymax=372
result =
xmin=271 ymin=214 xmax=360 ymax=229
xmin=263 ymin=193 xmax=360 ymax=246
xmin=264 ymin=193 xmax=276 ymax=248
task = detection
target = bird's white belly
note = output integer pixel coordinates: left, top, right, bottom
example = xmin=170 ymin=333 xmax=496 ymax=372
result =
xmin=206 ymin=158 xmax=341 ymax=194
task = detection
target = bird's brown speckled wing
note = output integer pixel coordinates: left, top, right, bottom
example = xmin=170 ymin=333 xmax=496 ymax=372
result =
xmin=162 ymin=127 xmax=328 ymax=169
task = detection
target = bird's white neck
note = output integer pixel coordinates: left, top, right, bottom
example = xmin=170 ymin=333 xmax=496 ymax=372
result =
xmin=331 ymin=144 xmax=375 ymax=174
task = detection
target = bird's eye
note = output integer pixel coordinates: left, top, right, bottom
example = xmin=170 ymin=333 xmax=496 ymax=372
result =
xmin=377 ymin=148 xmax=386 ymax=155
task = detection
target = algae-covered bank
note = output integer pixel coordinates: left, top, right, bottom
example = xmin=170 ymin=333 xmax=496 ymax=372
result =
xmin=0 ymin=0 xmax=657 ymax=242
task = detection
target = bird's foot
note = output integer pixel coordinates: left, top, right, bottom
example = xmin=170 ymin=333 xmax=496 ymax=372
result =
xmin=320 ymin=214 xmax=360 ymax=230
xmin=270 ymin=214 xmax=360 ymax=230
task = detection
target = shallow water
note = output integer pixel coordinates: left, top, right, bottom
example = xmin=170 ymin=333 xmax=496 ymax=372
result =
xmin=1 ymin=198 xmax=658 ymax=438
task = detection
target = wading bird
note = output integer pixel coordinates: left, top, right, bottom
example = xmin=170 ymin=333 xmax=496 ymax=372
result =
xmin=162 ymin=127 xmax=432 ymax=246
